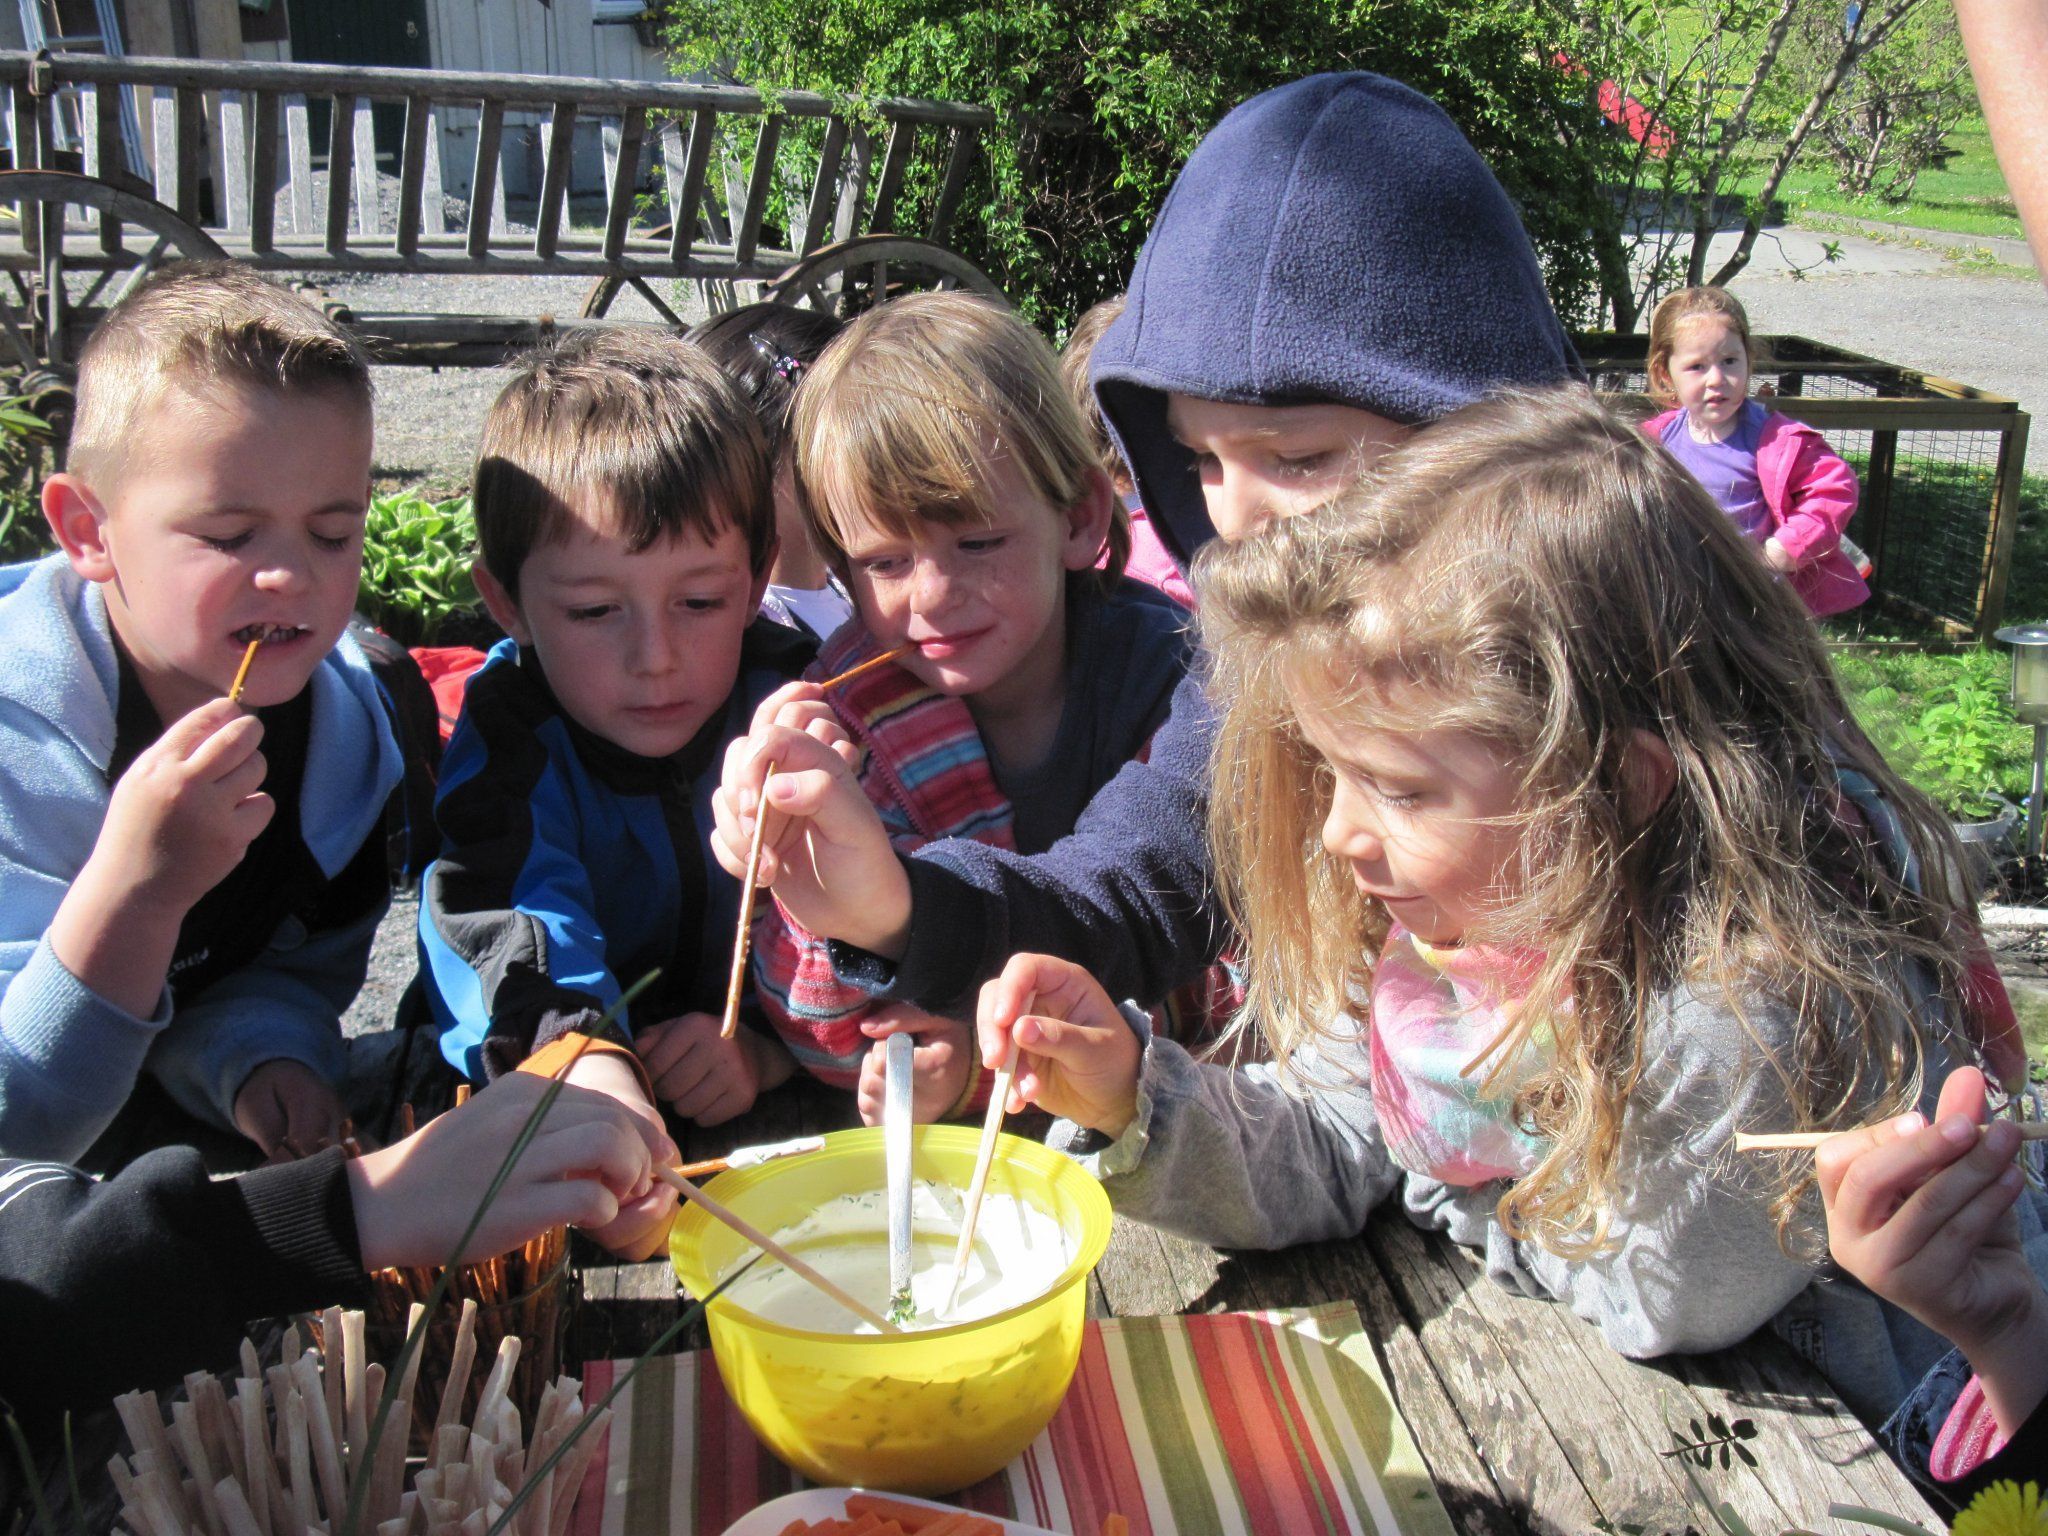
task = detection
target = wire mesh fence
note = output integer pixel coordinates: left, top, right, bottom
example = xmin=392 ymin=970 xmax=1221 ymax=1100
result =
xmin=1579 ymin=332 xmax=2032 ymax=638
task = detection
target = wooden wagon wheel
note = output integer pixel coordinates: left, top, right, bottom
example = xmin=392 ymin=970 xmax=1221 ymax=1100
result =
xmin=0 ymin=169 xmax=225 ymax=373
xmin=579 ymin=257 xmax=688 ymax=329
xmin=763 ymin=235 xmax=1006 ymax=319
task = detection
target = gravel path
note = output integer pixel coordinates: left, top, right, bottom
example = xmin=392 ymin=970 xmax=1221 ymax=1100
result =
xmin=1699 ymin=224 xmax=2048 ymax=473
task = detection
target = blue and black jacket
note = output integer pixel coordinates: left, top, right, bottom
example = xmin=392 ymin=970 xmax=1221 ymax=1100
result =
xmin=420 ymin=620 xmax=812 ymax=1081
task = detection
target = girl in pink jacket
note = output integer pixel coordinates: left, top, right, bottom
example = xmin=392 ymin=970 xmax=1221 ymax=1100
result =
xmin=1645 ymin=286 xmax=1870 ymax=617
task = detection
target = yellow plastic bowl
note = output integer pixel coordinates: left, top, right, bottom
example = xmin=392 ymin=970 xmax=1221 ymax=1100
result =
xmin=669 ymin=1125 xmax=1111 ymax=1495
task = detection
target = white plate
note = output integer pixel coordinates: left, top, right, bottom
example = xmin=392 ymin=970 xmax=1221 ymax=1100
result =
xmin=717 ymin=1487 xmax=1062 ymax=1536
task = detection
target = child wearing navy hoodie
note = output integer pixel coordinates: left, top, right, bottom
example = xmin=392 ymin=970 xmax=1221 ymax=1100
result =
xmin=715 ymin=72 xmax=1580 ymax=1025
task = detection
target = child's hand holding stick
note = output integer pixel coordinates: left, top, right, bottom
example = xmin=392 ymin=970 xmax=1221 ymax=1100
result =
xmin=711 ymin=685 xmax=902 ymax=956
xmin=975 ymin=953 xmax=1143 ymax=1137
xmin=1815 ymin=1065 xmax=2048 ymax=1440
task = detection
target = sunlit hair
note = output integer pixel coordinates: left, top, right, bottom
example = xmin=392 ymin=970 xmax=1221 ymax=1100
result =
xmin=1645 ymin=285 xmax=1755 ymax=403
xmin=68 ymin=260 xmax=370 ymax=488
xmin=1059 ymin=295 xmax=1126 ymax=478
xmin=473 ymin=328 xmax=773 ymax=600
xmin=791 ymin=292 xmax=1129 ymax=583
xmin=1200 ymin=385 xmax=1979 ymax=1257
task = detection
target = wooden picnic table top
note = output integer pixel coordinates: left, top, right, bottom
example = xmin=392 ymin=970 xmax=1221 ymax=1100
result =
xmin=573 ymin=1077 xmax=1947 ymax=1536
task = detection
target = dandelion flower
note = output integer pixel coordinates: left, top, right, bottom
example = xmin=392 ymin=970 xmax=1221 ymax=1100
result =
xmin=1953 ymin=1482 xmax=2048 ymax=1536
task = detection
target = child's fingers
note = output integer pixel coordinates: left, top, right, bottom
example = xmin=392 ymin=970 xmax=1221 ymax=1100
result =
xmin=213 ymin=748 xmax=270 ymax=804
xmin=1816 ymin=1110 xmax=1923 ymax=1203
xmin=519 ymin=1119 xmax=656 ymax=1197
xmin=634 ymin=1017 xmax=695 ymax=1081
xmin=1882 ymin=1160 xmax=2027 ymax=1282
xmin=855 ymin=1046 xmax=887 ymax=1125
xmin=652 ymin=1047 xmax=719 ymax=1112
xmin=1011 ymin=1012 xmax=1101 ymax=1066
xmin=182 ymin=712 xmax=267 ymax=780
xmin=157 ymin=696 xmax=249 ymax=757
xmin=230 ymin=791 xmax=277 ymax=842
xmin=748 ymin=679 xmax=825 ymax=740
xmin=1933 ymin=1064 xmax=1992 ymax=1126
xmin=1831 ymin=1114 xmax=2002 ymax=1244
xmin=975 ymin=953 xmax=1079 ymax=1071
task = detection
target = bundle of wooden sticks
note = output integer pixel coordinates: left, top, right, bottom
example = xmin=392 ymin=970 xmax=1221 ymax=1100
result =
xmin=107 ymin=1304 xmax=610 ymax=1536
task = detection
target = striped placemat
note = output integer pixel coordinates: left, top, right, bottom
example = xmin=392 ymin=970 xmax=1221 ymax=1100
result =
xmin=566 ymin=1303 xmax=1455 ymax=1536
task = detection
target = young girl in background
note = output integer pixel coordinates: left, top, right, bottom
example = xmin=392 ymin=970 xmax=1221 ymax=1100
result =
xmin=737 ymin=292 xmax=1219 ymax=1122
xmin=1645 ymin=285 xmax=1869 ymax=618
xmin=691 ymin=302 xmax=854 ymax=644
xmin=979 ymin=386 xmax=2037 ymax=1426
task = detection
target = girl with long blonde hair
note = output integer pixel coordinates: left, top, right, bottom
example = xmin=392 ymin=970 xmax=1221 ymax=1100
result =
xmin=977 ymin=386 xmax=2038 ymax=1424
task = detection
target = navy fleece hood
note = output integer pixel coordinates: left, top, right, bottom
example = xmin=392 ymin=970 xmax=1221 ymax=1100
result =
xmin=1091 ymin=71 xmax=1582 ymax=568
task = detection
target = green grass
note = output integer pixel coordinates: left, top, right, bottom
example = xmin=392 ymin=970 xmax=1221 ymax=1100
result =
xmin=1767 ymin=120 xmax=2023 ymax=241
xmin=1825 ymin=462 xmax=2048 ymax=820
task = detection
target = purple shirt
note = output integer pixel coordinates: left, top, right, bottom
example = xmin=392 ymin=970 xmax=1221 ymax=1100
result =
xmin=1661 ymin=400 xmax=1769 ymax=542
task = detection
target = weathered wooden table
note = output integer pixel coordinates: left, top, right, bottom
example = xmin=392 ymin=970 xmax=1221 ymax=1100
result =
xmin=573 ymin=1079 xmax=1948 ymax=1536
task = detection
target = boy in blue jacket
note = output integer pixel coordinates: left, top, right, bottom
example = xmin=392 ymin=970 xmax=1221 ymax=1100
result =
xmin=0 ymin=263 xmax=401 ymax=1164
xmin=420 ymin=329 xmax=810 ymax=1258
xmin=716 ymin=72 xmax=1580 ymax=1020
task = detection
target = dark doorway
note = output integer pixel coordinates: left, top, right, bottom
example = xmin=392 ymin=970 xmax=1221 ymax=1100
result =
xmin=282 ymin=0 xmax=431 ymax=165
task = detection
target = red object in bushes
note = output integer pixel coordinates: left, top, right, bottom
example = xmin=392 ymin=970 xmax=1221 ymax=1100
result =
xmin=1552 ymin=50 xmax=1674 ymax=158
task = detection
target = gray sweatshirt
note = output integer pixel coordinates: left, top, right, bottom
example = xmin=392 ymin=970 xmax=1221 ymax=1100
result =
xmin=1050 ymin=981 xmax=2042 ymax=1425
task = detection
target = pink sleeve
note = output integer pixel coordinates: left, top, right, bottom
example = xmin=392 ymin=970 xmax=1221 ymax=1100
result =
xmin=1771 ymin=434 xmax=1860 ymax=563
xmin=749 ymin=896 xmax=871 ymax=1091
xmin=1929 ymin=1374 xmax=2012 ymax=1482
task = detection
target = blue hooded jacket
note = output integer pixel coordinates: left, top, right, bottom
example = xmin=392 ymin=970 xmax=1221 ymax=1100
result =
xmin=834 ymin=72 xmax=1581 ymax=1017
xmin=1092 ymin=71 xmax=1582 ymax=568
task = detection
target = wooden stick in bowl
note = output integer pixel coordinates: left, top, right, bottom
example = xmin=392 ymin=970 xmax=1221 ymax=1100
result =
xmin=654 ymin=1163 xmax=902 ymax=1333
xmin=943 ymin=1063 xmax=1016 ymax=1317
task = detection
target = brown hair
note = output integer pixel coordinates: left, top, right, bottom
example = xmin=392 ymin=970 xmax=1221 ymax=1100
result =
xmin=791 ymin=292 xmax=1129 ymax=583
xmin=1646 ymin=285 xmax=1755 ymax=402
xmin=1059 ymin=296 xmax=1126 ymax=478
xmin=67 ymin=260 xmax=371 ymax=486
xmin=689 ymin=301 xmax=844 ymax=456
xmin=473 ymin=328 xmax=773 ymax=599
xmin=1200 ymin=385 xmax=1978 ymax=1257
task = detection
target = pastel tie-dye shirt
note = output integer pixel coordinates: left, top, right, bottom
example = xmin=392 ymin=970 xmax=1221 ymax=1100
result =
xmin=1368 ymin=925 xmax=1553 ymax=1186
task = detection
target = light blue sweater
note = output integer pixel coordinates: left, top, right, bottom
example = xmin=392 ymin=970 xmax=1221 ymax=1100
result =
xmin=0 ymin=557 xmax=402 ymax=1159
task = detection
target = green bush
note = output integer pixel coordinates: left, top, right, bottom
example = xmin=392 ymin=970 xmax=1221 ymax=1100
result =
xmin=0 ymin=391 xmax=52 ymax=565
xmin=356 ymin=490 xmax=485 ymax=646
xmin=663 ymin=0 xmax=1608 ymax=331
xmin=1832 ymin=645 xmax=2033 ymax=821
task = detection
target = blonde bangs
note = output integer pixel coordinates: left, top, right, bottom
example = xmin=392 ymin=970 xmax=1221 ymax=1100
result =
xmin=791 ymin=292 xmax=1126 ymax=578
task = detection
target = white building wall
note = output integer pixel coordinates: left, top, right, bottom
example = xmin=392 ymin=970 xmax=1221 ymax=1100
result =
xmin=423 ymin=0 xmax=674 ymax=201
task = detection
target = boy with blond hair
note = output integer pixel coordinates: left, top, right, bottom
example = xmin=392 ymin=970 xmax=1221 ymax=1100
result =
xmin=0 ymin=262 xmax=402 ymax=1163
xmin=419 ymin=329 xmax=810 ymax=1258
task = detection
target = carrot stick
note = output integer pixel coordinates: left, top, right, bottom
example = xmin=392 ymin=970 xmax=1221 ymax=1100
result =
xmin=816 ymin=643 xmax=911 ymax=692
xmin=228 ymin=638 xmax=262 ymax=704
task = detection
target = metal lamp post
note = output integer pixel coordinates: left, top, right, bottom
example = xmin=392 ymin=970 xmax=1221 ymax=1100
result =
xmin=1995 ymin=623 xmax=2048 ymax=867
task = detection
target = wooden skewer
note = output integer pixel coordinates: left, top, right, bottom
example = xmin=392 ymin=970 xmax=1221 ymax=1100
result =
xmin=1735 ymin=1120 xmax=2048 ymax=1152
xmin=227 ymin=638 xmax=262 ymax=704
xmin=718 ymin=646 xmax=913 ymax=1041
xmin=721 ymin=762 xmax=776 ymax=1040
xmin=943 ymin=1064 xmax=1015 ymax=1316
xmin=653 ymin=1163 xmax=902 ymax=1333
